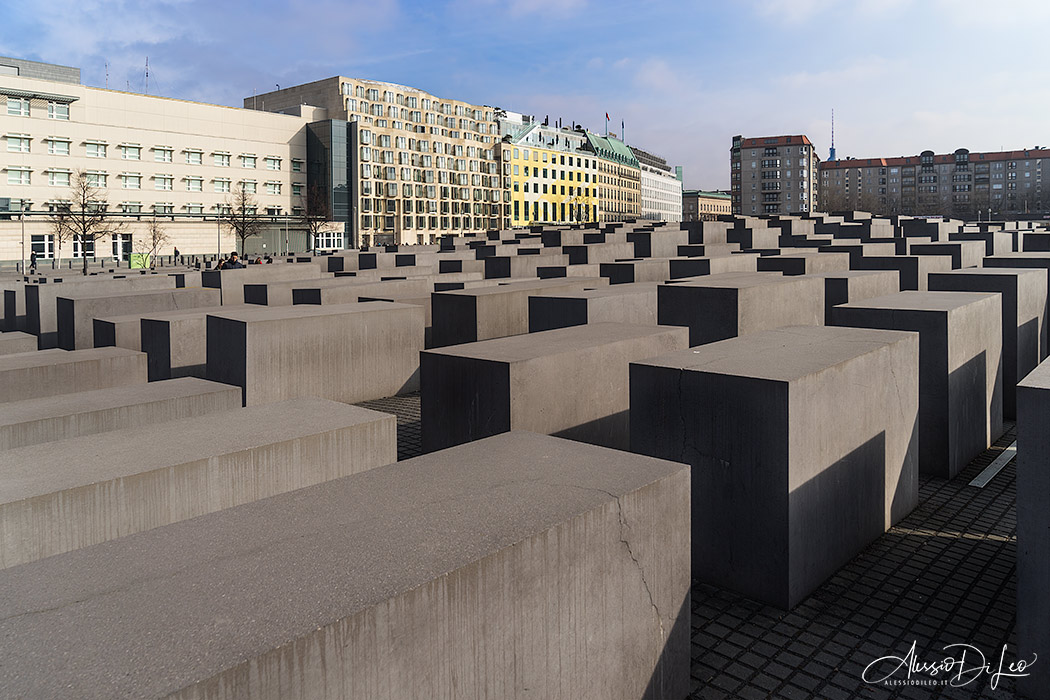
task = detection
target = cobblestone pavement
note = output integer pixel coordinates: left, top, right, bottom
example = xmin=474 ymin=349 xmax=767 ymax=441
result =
xmin=361 ymin=393 xmax=1020 ymax=699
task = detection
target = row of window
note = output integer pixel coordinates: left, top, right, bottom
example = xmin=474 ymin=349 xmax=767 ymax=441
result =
xmin=6 ymin=97 xmax=68 ymax=119
xmin=5 ymin=167 xmax=296 ymax=195
xmin=4 ymin=136 xmax=295 ymax=170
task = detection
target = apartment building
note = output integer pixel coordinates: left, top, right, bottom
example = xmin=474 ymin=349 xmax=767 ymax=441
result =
xmin=730 ymin=134 xmax=819 ymax=215
xmin=497 ymin=113 xmax=598 ymax=226
xmin=584 ymin=132 xmax=640 ymax=223
xmin=250 ymin=77 xmax=504 ymax=246
xmin=0 ymin=56 xmax=317 ymax=261
xmin=683 ymin=190 xmax=732 ymax=221
xmin=631 ymin=146 xmax=682 ymax=222
xmin=819 ymin=147 xmax=1050 ymax=218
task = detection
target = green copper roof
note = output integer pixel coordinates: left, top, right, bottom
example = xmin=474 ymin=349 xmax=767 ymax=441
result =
xmin=584 ymin=131 xmax=639 ymax=168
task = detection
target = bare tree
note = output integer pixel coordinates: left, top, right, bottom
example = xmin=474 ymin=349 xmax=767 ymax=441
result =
xmin=138 ymin=213 xmax=171 ymax=268
xmin=298 ymin=183 xmax=332 ymax=252
xmin=220 ymin=187 xmax=263 ymax=255
xmin=49 ymin=169 xmax=127 ymax=275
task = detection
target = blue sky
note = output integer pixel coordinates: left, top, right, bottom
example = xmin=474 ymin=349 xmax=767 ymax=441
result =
xmin=4 ymin=0 xmax=1049 ymax=189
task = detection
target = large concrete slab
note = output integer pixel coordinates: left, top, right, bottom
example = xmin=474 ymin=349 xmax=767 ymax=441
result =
xmin=0 ymin=397 xmax=396 ymax=569
xmin=1016 ymin=361 xmax=1050 ymax=699
xmin=201 ymin=264 xmax=323 ymax=304
xmin=207 ymin=302 xmax=424 ymax=405
xmin=829 ymin=291 xmax=1003 ymax=478
xmin=657 ymin=272 xmax=825 ymax=346
xmin=928 ymin=268 xmax=1047 ymax=419
xmin=0 ymin=330 xmax=36 ymax=355
xmin=0 ymin=431 xmax=690 ymax=700
xmin=0 ymin=346 xmax=146 ymax=404
xmin=528 ymin=282 xmax=659 ymax=332
xmin=850 ymin=254 xmax=954 ymax=291
xmin=137 ymin=305 xmax=252 ymax=381
xmin=0 ymin=377 xmax=241 ymax=449
xmin=757 ymin=251 xmax=851 ymax=276
xmin=25 ymin=275 xmax=177 ymax=348
xmin=908 ymin=240 xmax=985 ymax=269
xmin=630 ymin=325 xmax=919 ymax=609
xmin=431 ymin=277 xmax=608 ymax=347
xmin=816 ymin=269 xmax=901 ymax=324
xmin=57 ymin=287 xmax=221 ymax=351
xmin=422 ymin=323 xmax=688 ymax=452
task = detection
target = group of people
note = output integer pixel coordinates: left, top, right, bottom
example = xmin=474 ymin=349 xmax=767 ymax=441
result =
xmin=214 ymin=252 xmax=272 ymax=270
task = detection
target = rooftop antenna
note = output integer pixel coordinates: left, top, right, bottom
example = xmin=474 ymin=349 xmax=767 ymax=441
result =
xmin=829 ymin=109 xmax=836 ymax=162
xmin=105 ymin=61 xmax=108 ymax=89
xmin=145 ymin=56 xmax=149 ymax=94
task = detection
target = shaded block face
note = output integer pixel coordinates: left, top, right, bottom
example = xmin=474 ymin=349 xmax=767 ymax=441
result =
xmin=206 ymin=302 xmax=425 ymax=406
xmin=0 ymin=432 xmax=690 ymax=700
xmin=909 ymin=241 xmax=984 ymax=269
xmin=1017 ymin=363 xmax=1050 ymax=699
xmin=928 ymin=268 xmax=1047 ymax=419
xmin=657 ymin=273 xmax=825 ymax=346
xmin=630 ymin=325 xmax=919 ymax=609
xmin=829 ymin=291 xmax=1004 ymax=478
xmin=756 ymin=252 xmax=851 ymax=276
xmin=422 ymin=323 xmax=689 ymax=452
xmin=0 ymin=397 xmax=397 ymax=569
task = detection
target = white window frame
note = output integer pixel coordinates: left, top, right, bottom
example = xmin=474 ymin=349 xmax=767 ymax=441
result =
xmin=47 ymin=102 xmax=69 ymax=120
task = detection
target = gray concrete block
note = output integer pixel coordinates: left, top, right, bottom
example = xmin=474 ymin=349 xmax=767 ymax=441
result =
xmin=829 ymin=291 xmax=1004 ymax=478
xmin=1016 ymin=361 xmax=1050 ymax=699
xmin=422 ymin=323 xmax=688 ymax=452
xmin=816 ymin=269 xmax=901 ymax=324
xmin=0 ymin=397 xmax=396 ymax=569
xmin=529 ymin=282 xmax=659 ymax=332
xmin=431 ymin=277 xmax=608 ymax=347
xmin=56 ymin=287 xmax=221 ymax=351
xmin=25 ymin=275 xmax=177 ymax=348
xmin=928 ymin=268 xmax=1046 ymax=419
xmin=630 ymin=325 xmax=919 ymax=609
xmin=757 ymin=251 xmax=851 ymax=276
xmin=850 ymin=254 xmax=954 ymax=290
xmin=657 ymin=272 xmax=825 ymax=346
xmin=0 ymin=377 xmax=241 ymax=449
xmin=908 ymin=240 xmax=985 ymax=269
xmin=484 ymin=253 xmax=569 ymax=279
xmin=207 ymin=302 xmax=424 ymax=405
xmin=0 ymin=331 xmax=36 ymax=355
xmin=137 ymin=305 xmax=252 ymax=381
xmin=0 ymin=431 xmax=689 ymax=700
xmin=0 ymin=347 xmax=147 ymax=404
xmin=201 ymin=264 xmax=323 ymax=304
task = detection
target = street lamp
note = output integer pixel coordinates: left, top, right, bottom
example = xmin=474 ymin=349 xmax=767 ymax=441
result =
xmin=20 ymin=202 xmax=26 ymax=274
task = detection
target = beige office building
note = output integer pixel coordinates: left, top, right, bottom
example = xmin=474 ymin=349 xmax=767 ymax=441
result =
xmin=730 ymin=134 xmax=819 ymax=215
xmin=249 ymin=77 xmax=504 ymax=245
xmin=683 ymin=190 xmax=732 ymax=221
xmin=1 ymin=56 xmax=319 ymax=262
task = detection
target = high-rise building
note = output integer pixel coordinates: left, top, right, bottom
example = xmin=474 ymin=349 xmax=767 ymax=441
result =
xmin=497 ymin=112 xmax=598 ymax=226
xmin=250 ymin=78 xmax=505 ymax=246
xmin=584 ymin=131 xmax=640 ymax=223
xmin=631 ymin=146 xmax=682 ymax=222
xmin=0 ymin=55 xmax=317 ymax=261
xmin=730 ymin=134 xmax=819 ymax=215
xmin=819 ymin=147 xmax=1050 ymax=218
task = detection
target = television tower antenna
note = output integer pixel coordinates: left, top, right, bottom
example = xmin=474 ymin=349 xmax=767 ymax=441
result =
xmin=829 ymin=109 xmax=836 ymax=161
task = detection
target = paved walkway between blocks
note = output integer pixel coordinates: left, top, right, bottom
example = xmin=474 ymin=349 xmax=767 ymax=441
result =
xmin=360 ymin=392 xmax=1020 ymax=700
